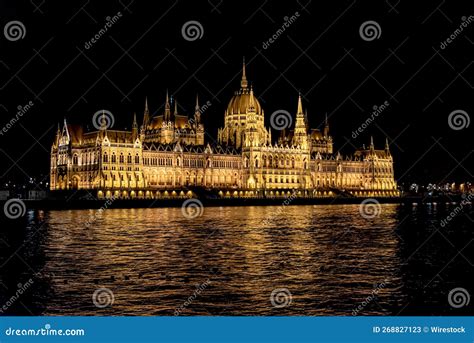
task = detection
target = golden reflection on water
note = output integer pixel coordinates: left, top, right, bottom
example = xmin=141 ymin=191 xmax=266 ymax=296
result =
xmin=38 ymin=204 xmax=404 ymax=315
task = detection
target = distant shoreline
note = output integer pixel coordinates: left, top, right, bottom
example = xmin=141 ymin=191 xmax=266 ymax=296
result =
xmin=1 ymin=195 xmax=470 ymax=210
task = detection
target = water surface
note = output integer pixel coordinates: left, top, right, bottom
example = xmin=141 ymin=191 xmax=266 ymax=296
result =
xmin=0 ymin=203 xmax=472 ymax=316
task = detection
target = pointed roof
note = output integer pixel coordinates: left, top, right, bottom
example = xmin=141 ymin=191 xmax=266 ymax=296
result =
xmin=297 ymin=92 xmax=304 ymax=115
xmin=142 ymin=97 xmax=150 ymax=127
xmin=165 ymin=89 xmax=170 ymax=110
xmin=195 ymin=94 xmax=200 ymax=111
xmin=132 ymin=112 xmax=138 ymax=128
xmin=241 ymin=57 xmax=248 ymax=89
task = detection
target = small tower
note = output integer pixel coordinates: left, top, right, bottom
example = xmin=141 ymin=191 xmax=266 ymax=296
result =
xmin=323 ymin=113 xmax=330 ymax=137
xmin=132 ymin=112 xmax=138 ymax=141
xmin=385 ymin=137 xmax=391 ymax=157
xmin=241 ymin=57 xmax=248 ymax=89
xmin=194 ymin=94 xmax=201 ymax=125
xmin=174 ymin=98 xmax=178 ymax=118
xmin=292 ymin=92 xmax=309 ymax=149
xmin=142 ymin=97 xmax=150 ymax=130
xmin=164 ymin=90 xmax=171 ymax=122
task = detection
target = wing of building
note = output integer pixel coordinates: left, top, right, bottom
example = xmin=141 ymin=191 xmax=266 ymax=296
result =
xmin=50 ymin=60 xmax=398 ymax=199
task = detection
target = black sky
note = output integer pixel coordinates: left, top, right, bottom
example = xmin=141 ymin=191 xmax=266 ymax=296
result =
xmin=0 ymin=0 xmax=472 ymax=186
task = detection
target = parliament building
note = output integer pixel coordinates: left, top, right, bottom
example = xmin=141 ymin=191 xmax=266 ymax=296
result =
xmin=50 ymin=61 xmax=398 ymax=199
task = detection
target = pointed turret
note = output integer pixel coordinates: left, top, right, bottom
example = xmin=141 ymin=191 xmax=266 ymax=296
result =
xmin=241 ymin=57 xmax=248 ymax=89
xmin=142 ymin=97 xmax=150 ymax=129
xmin=293 ymin=92 xmax=309 ymax=149
xmin=132 ymin=112 xmax=138 ymax=140
xmin=174 ymin=98 xmax=178 ymax=117
xmin=53 ymin=123 xmax=61 ymax=148
xmin=297 ymin=92 xmax=304 ymax=115
xmin=370 ymin=136 xmax=375 ymax=152
xmin=248 ymin=85 xmax=256 ymax=113
xmin=385 ymin=137 xmax=391 ymax=156
xmin=164 ymin=90 xmax=171 ymax=121
xmin=323 ymin=113 xmax=330 ymax=137
xmin=194 ymin=94 xmax=201 ymax=125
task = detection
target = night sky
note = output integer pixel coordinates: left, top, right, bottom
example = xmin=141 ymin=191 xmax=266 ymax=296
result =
xmin=0 ymin=0 xmax=472 ymax=187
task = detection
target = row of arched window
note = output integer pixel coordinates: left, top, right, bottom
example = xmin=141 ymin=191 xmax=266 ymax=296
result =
xmin=102 ymin=152 xmax=140 ymax=164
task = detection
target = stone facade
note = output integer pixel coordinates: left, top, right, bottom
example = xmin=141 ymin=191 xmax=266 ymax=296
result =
xmin=50 ymin=62 xmax=398 ymax=198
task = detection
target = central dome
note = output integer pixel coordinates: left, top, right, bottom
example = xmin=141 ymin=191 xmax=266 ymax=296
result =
xmin=226 ymin=60 xmax=263 ymax=115
xmin=227 ymin=88 xmax=262 ymax=115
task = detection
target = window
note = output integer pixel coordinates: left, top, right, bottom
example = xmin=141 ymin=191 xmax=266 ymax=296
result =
xmin=103 ymin=153 xmax=108 ymax=163
xmin=120 ymin=154 xmax=124 ymax=163
xmin=127 ymin=154 xmax=132 ymax=164
xmin=73 ymin=154 xmax=78 ymax=164
xmin=111 ymin=153 xmax=116 ymax=163
xmin=135 ymin=154 xmax=140 ymax=164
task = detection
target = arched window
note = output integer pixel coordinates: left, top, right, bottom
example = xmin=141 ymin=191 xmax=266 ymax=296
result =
xmin=103 ymin=153 xmax=108 ymax=163
xmin=119 ymin=153 xmax=124 ymax=163
xmin=111 ymin=153 xmax=116 ymax=163
xmin=135 ymin=154 xmax=140 ymax=164
xmin=73 ymin=154 xmax=78 ymax=164
xmin=127 ymin=154 xmax=132 ymax=164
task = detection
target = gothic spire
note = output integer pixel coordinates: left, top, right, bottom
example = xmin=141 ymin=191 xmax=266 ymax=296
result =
xmin=385 ymin=137 xmax=390 ymax=154
xmin=132 ymin=112 xmax=138 ymax=140
xmin=297 ymin=92 xmax=304 ymax=115
xmin=132 ymin=112 xmax=138 ymax=128
xmin=142 ymin=97 xmax=150 ymax=128
xmin=323 ymin=113 xmax=330 ymax=137
xmin=164 ymin=90 xmax=171 ymax=121
xmin=194 ymin=94 xmax=201 ymax=124
xmin=241 ymin=57 xmax=248 ymax=89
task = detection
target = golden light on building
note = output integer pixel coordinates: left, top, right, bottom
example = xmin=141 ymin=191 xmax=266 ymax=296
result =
xmin=50 ymin=60 xmax=398 ymax=199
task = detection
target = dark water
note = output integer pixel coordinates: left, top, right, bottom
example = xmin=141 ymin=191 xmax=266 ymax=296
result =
xmin=0 ymin=203 xmax=472 ymax=316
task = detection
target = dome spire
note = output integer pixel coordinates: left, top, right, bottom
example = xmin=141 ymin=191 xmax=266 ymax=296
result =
xmin=241 ymin=56 xmax=248 ymax=89
xmin=297 ymin=92 xmax=304 ymax=114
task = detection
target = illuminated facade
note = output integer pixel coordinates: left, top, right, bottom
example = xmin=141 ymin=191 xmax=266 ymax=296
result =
xmin=50 ymin=62 xmax=398 ymax=198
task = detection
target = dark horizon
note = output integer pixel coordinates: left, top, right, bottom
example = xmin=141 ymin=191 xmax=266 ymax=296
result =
xmin=0 ymin=0 xmax=472 ymax=186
